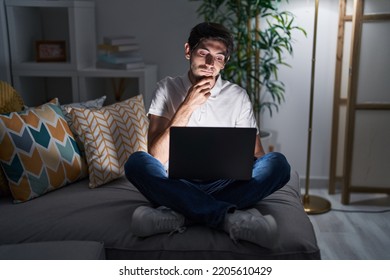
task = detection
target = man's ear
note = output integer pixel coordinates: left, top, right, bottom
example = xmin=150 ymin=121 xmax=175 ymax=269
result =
xmin=184 ymin=43 xmax=191 ymax=60
xmin=220 ymin=56 xmax=229 ymax=70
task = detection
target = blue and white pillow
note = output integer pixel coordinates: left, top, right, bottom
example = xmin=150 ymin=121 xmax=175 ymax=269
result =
xmin=61 ymin=96 xmax=107 ymax=153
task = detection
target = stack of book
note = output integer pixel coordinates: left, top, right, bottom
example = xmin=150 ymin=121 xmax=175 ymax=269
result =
xmin=96 ymin=35 xmax=145 ymax=70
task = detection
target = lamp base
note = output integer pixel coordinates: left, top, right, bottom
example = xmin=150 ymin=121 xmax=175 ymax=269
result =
xmin=303 ymin=194 xmax=331 ymax=214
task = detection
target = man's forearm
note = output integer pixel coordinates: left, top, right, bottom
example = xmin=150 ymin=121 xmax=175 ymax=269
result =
xmin=148 ymin=103 xmax=195 ymax=164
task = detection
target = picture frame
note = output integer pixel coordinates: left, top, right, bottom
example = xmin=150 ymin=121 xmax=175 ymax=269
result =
xmin=35 ymin=40 xmax=67 ymax=62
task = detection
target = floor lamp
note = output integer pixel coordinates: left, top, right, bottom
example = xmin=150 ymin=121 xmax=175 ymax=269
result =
xmin=303 ymin=0 xmax=331 ymax=214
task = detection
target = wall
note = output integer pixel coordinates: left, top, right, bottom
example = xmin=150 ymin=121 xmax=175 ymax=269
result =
xmin=264 ymin=0 xmax=340 ymax=185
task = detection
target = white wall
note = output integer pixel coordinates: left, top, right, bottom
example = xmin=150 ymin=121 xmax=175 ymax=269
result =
xmin=94 ymin=0 xmax=340 ymax=182
xmin=0 ymin=0 xmax=11 ymax=82
xmin=263 ymin=0 xmax=340 ymax=183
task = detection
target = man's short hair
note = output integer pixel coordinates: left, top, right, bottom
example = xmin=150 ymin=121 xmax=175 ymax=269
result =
xmin=187 ymin=22 xmax=234 ymax=61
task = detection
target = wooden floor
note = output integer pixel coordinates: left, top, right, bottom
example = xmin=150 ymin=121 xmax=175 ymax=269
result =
xmin=305 ymin=187 xmax=390 ymax=260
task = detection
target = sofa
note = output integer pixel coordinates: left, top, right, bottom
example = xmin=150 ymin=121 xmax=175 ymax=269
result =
xmin=0 ymin=87 xmax=320 ymax=259
xmin=0 ymin=171 xmax=321 ymax=260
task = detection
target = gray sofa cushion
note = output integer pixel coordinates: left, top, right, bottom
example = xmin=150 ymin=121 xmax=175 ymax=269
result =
xmin=0 ymin=241 xmax=105 ymax=260
xmin=0 ymin=171 xmax=320 ymax=259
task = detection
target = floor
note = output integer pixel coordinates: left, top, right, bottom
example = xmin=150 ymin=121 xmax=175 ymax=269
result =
xmin=305 ymin=186 xmax=390 ymax=260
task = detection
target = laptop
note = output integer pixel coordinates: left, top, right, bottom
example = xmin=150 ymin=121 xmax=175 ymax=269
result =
xmin=168 ymin=127 xmax=256 ymax=181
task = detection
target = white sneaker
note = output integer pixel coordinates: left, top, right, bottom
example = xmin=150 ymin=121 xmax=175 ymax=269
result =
xmin=131 ymin=206 xmax=186 ymax=237
xmin=224 ymin=208 xmax=278 ymax=248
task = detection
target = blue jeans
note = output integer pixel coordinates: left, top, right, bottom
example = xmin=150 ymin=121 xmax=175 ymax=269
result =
xmin=124 ymin=151 xmax=290 ymax=229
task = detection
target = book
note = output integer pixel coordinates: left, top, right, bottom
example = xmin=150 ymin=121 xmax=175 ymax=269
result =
xmin=103 ymin=35 xmax=137 ymax=46
xmin=97 ymin=49 xmax=142 ymax=58
xmin=98 ymin=44 xmax=140 ymax=52
xmin=96 ymin=60 xmax=145 ymax=70
xmin=98 ymin=53 xmax=143 ymax=64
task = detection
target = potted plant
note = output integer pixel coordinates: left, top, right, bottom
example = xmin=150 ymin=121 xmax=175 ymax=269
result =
xmin=191 ymin=0 xmax=306 ymax=138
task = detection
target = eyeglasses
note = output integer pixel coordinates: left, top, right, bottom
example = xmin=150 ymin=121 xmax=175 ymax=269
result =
xmin=193 ymin=48 xmax=226 ymax=66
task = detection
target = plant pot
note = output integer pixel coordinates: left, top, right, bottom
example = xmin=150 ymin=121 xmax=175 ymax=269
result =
xmin=260 ymin=130 xmax=272 ymax=153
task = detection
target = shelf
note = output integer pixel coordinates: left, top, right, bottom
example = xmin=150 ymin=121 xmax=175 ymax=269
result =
xmin=5 ymin=0 xmax=94 ymax=8
xmin=12 ymin=62 xmax=75 ymax=72
xmin=6 ymin=0 xmax=96 ymax=68
xmin=5 ymin=0 xmax=95 ymax=106
xmin=78 ymin=65 xmax=157 ymax=110
xmin=13 ymin=75 xmax=78 ymax=107
xmin=79 ymin=65 xmax=156 ymax=77
xmin=5 ymin=0 xmax=157 ymax=111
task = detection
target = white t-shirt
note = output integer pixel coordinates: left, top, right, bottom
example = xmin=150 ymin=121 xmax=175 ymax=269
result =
xmin=148 ymin=73 xmax=258 ymax=131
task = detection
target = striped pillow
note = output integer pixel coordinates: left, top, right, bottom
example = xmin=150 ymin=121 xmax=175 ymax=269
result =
xmin=0 ymin=99 xmax=86 ymax=202
xmin=69 ymin=95 xmax=148 ymax=188
xmin=0 ymin=81 xmax=24 ymax=113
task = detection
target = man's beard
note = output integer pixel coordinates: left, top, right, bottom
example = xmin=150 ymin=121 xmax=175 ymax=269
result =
xmin=191 ymin=65 xmax=215 ymax=81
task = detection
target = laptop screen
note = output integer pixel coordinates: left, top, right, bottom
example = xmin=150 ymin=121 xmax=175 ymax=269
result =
xmin=168 ymin=127 xmax=256 ymax=181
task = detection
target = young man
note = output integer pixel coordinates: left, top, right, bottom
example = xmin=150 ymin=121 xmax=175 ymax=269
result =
xmin=125 ymin=22 xmax=291 ymax=248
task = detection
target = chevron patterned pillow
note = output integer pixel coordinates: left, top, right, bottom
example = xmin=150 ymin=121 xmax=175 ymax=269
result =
xmin=0 ymin=99 xmax=87 ymax=202
xmin=0 ymin=81 xmax=25 ymax=198
xmin=69 ymin=95 xmax=148 ymax=188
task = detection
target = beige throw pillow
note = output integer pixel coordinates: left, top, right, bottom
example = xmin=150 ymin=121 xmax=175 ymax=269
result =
xmin=69 ymin=95 xmax=148 ymax=188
